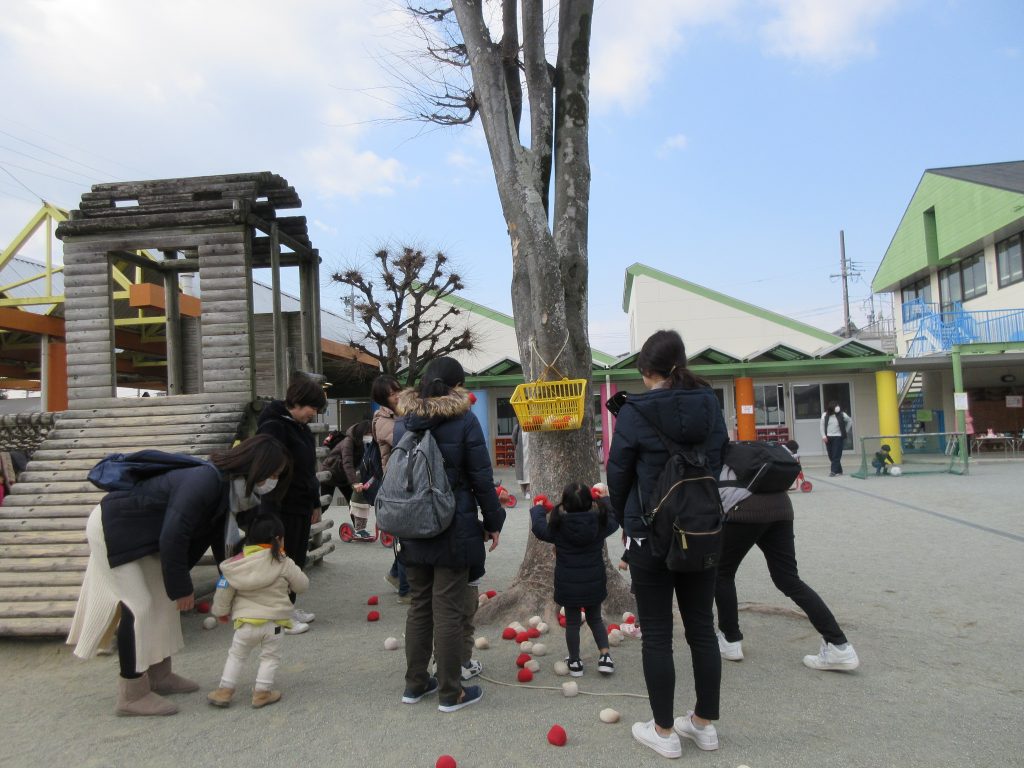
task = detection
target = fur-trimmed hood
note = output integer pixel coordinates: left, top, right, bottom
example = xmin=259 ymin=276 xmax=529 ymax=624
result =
xmin=396 ymin=387 xmax=472 ymax=428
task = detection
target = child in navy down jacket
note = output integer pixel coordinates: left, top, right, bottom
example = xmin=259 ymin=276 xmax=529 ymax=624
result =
xmin=530 ymin=483 xmax=620 ymax=677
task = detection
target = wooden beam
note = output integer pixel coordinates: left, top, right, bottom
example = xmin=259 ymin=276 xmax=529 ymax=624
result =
xmin=128 ymin=283 xmax=201 ymax=317
xmin=321 ymin=338 xmax=378 ymax=367
xmin=0 ymin=379 xmax=41 ymax=390
xmin=0 ymin=308 xmax=64 ymax=337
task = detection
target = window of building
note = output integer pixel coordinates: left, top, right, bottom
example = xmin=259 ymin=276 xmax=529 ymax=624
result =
xmin=901 ymin=277 xmax=933 ymax=321
xmin=997 ymin=233 xmax=1023 ymax=288
xmin=754 ymin=383 xmax=785 ymax=426
xmin=938 ymin=252 xmax=986 ymax=310
xmin=495 ymin=397 xmax=516 ymax=436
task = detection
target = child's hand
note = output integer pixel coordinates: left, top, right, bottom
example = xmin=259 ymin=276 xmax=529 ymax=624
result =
xmin=591 ymin=482 xmax=608 ymax=498
xmin=617 ymin=560 xmax=628 ymax=571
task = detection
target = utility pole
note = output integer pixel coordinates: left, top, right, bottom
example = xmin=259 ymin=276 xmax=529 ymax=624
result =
xmin=831 ymin=230 xmax=860 ymax=337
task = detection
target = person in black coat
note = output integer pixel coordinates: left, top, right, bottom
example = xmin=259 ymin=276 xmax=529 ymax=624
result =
xmin=392 ymin=357 xmax=505 ymax=713
xmin=257 ymin=373 xmax=327 ymax=633
xmin=530 ymin=483 xmax=619 ymax=677
xmin=68 ymin=435 xmax=291 ymax=717
xmin=606 ymin=330 xmax=729 ymax=758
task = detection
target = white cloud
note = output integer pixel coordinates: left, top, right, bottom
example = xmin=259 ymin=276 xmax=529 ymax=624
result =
xmin=759 ymin=0 xmax=907 ymax=66
xmin=658 ymin=133 xmax=689 ymax=156
xmin=447 ymin=149 xmax=477 ymax=170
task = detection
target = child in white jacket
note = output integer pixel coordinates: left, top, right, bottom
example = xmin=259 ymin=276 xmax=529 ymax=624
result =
xmin=207 ymin=516 xmax=309 ymax=709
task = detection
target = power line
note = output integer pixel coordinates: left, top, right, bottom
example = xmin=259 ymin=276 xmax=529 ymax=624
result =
xmin=0 ymin=143 xmax=101 ymax=182
xmin=0 ymin=163 xmax=43 ymax=200
xmin=0 ymin=124 xmax=138 ymax=179
xmin=0 ymin=159 xmax=89 ymax=187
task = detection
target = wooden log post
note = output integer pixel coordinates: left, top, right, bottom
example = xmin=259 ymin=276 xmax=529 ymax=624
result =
xmin=197 ymin=229 xmax=254 ymax=398
xmin=163 ymin=264 xmax=184 ymax=396
xmin=62 ymin=252 xmax=116 ymax=403
xmin=270 ymin=224 xmax=288 ymax=398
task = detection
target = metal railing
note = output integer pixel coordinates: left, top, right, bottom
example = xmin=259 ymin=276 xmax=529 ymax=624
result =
xmin=901 ymin=301 xmax=1024 ymax=356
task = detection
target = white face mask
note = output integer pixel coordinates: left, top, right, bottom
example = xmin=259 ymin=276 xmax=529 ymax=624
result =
xmin=834 ymin=406 xmax=841 ymax=413
xmin=255 ymin=477 xmax=278 ymax=496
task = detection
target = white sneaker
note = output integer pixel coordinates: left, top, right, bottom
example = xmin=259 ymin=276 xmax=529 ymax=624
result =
xmin=803 ymin=640 xmax=860 ymax=671
xmin=461 ymin=659 xmax=482 ymax=681
xmin=284 ymin=619 xmax=309 ymax=635
xmin=716 ymin=630 xmax=743 ymax=661
xmin=632 ymin=719 xmax=682 ymax=758
xmin=674 ymin=711 xmax=719 ymax=751
xmin=293 ymin=608 xmax=315 ymax=624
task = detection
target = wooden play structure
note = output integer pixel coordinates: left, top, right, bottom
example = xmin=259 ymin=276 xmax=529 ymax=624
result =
xmin=0 ymin=172 xmax=347 ymax=636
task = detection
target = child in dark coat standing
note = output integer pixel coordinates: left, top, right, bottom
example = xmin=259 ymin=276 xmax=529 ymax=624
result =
xmin=530 ymin=483 xmax=620 ymax=677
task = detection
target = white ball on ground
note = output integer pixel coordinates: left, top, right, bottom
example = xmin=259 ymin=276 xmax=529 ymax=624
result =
xmin=559 ymin=607 xmax=566 ymax=617
xmin=622 ymin=612 xmax=635 ymax=623
xmin=608 ymin=629 xmax=623 ymax=647
xmin=562 ymin=681 xmax=579 ymax=697
xmin=531 ymin=643 xmax=547 ymax=656
xmin=511 ymin=622 xmax=526 ymax=633
xmin=478 ymin=593 xmax=490 ymax=605
xmin=384 ymin=637 xmax=401 ymax=650
xmin=474 ymin=636 xmax=490 ymax=650
xmin=889 ymin=466 xmax=902 ymax=476
xmin=528 ymin=615 xmax=542 ymax=627
xmin=553 ymin=661 xmax=570 ymax=676
xmin=537 ymin=621 xmax=549 ymax=634
xmin=202 ymin=616 xmax=217 ymax=630
xmin=520 ymin=641 xmax=534 ymax=653
xmin=525 ymin=660 xmax=540 ymax=673
xmin=599 ymin=708 xmax=620 ymax=723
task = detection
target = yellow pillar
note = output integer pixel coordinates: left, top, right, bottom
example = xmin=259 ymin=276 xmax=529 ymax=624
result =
xmin=875 ymin=370 xmax=901 ymax=464
xmin=735 ymin=377 xmax=756 ymax=441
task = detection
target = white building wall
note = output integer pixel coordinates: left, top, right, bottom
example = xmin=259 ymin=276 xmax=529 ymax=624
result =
xmin=418 ymin=298 xmax=521 ymax=372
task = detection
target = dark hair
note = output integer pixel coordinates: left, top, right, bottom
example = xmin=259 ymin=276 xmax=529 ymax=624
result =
xmin=784 ymin=439 xmax=799 ymax=453
xmin=244 ymin=515 xmax=285 ymax=561
xmin=825 ymin=400 xmax=839 ymax=413
xmin=286 ymin=373 xmax=328 ymax=411
xmin=210 ymin=434 xmax=292 ymax=498
xmin=324 ymin=430 xmax=345 ymax=451
xmin=547 ymin=482 xmax=607 ymax=532
xmin=371 ymin=374 xmax=401 ymax=408
xmin=880 ymin=444 xmax=891 ymax=452
xmin=418 ymin=357 xmax=465 ymax=398
xmin=636 ymin=330 xmax=708 ymax=390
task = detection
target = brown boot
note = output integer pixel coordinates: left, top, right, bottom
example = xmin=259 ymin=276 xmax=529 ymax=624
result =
xmin=116 ymin=673 xmax=178 ymax=716
xmin=207 ymin=687 xmax=235 ymax=708
xmin=148 ymin=657 xmax=200 ymax=694
xmin=251 ymin=689 xmax=282 ymax=709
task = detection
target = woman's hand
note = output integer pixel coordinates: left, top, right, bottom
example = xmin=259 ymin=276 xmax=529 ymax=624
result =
xmin=617 ymin=560 xmax=629 ymax=571
xmin=485 ymin=531 xmax=500 ymax=551
xmin=311 ymin=506 xmax=322 ymax=524
xmin=353 ymin=482 xmax=365 ymax=493
xmin=176 ymin=593 xmax=195 ymax=612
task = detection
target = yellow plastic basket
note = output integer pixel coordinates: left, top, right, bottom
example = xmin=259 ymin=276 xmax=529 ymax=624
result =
xmin=510 ymin=378 xmax=588 ymax=432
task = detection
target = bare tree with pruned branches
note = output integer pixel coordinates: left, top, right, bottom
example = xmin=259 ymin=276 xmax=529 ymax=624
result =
xmin=332 ymin=246 xmax=474 ymax=386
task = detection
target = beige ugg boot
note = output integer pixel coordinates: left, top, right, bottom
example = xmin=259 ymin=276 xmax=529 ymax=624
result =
xmin=148 ymin=657 xmax=199 ymax=694
xmin=116 ymin=673 xmax=178 ymax=716
xmin=251 ymin=689 xmax=282 ymax=709
xmin=207 ymin=687 xmax=235 ymax=708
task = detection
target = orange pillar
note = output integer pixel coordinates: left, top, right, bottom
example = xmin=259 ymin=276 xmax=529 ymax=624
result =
xmin=735 ymin=377 xmax=756 ymax=441
xmin=45 ymin=340 xmax=68 ymax=412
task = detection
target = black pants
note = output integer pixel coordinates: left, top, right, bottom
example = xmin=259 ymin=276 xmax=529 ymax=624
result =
xmin=715 ymin=520 xmax=847 ymax=646
xmin=629 ymin=540 xmax=721 ymax=727
xmin=564 ymin=604 xmax=609 ymax=660
xmin=117 ymin=603 xmax=140 ymax=678
xmin=826 ymin=436 xmax=845 ymax=474
xmin=279 ymin=512 xmax=311 ymax=603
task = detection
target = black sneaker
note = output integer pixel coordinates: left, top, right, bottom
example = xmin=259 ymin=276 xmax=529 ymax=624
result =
xmin=438 ymin=685 xmax=483 ymax=713
xmin=598 ymin=653 xmax=614 ymax=675
xmin=401 ymin=677 xmax=439 ymax=704
xmin=566 ymin=657 xmax=584 ymax=677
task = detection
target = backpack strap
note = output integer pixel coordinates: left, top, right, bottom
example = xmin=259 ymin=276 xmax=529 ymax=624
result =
xmin=625 ymin=402 xmax=708 ymax=468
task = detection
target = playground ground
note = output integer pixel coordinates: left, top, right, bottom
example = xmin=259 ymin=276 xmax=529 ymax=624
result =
xmin=1 ymin=456 xmax=1022 ymax=768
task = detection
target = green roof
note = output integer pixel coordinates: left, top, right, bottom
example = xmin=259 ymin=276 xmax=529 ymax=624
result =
xmin=621 ymin=263 xmax=840 ymax=344
xmin=873 ymin=163 xmax=1024 ymax=293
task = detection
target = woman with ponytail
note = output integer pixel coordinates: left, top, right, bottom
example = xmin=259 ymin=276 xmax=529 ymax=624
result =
xmin=607 ymin=330 xmax=729 ymax=758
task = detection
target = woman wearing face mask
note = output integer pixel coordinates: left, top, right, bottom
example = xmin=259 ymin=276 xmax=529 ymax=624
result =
xmin=820 ymin=401 xmax=853 ymax=477
xmin=67 ymin=434 xmax=292 ymax=717
xmin=256 ymin=373 xmax=328 ymax=634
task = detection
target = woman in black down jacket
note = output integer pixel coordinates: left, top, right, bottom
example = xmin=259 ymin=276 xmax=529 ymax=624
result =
xmin=530 ymin=483 xmax=619 ymax=677
xmin=393 ymin=357 xmax=505 ymax=713
xmin=607 ymin=330 xmax=729 ymax=759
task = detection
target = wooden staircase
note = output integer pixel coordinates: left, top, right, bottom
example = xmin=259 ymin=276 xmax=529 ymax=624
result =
xmin=1 ymin=395 xmax=254 ymax=637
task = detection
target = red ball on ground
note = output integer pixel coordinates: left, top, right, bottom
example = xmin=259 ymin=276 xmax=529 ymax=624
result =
xmin=367 ymin=595 xmax=379 ymax=606
xmin=486 ymin=590 xmax=497 ymax=598
xmin=436 ymin=756 xmax=457 ymax=768
xmin=515 ymin=631 xmax=529 ymax=643
xmin=367 ymin=610 xmax=380 ymax=622
xmin=547 ymin=724 xmax=567 ymax=747
xmin=624 ymin=614 xmax=636 ymax=624
xmin=196 ymin=601 xmax=211 ymax=614
xmin=526 ymin=627 xmax=541 ymax=639
xmin=558 ymin=615 xmax=566 ymax=628
xmin=517 ymin=668 xmax=534 ymax=683
xmin=516 ymin=652 xmax=532 ymax=668
xmin=502 ymin=627 xmax=517 ymax=640
xmin=607 ymin=623 xmax=620 ymax=632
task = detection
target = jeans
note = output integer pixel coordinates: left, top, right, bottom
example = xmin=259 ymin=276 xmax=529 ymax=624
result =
xmin=826 ymin=436 xmax=845 ymax=475
xmin=629 ymin=540 xmax=721 ymax=727
xmin=564 ymin=605 xmax=609 ymax=660
xmin=219 ymin=623 xmax=283 ymax=691
xmin=715 ymin=520 xmax=847 ymax=646
xmin=389 ymin=556 xmax=410 ymax=596
xmin=405 ymin=564 xmax=469 ymax=703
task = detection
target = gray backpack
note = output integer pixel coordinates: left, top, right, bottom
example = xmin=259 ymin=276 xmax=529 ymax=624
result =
xmin=374 ymin=428 xmax=456 ymax=539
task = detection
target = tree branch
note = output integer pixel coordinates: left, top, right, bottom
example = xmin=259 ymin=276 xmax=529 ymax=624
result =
xmin=522 ymin=0 xmax=554 ymax=214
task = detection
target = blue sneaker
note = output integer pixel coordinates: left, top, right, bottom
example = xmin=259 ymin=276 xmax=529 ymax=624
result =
xmin=438 ymin=685 xmax=483 ymax=713
xmin=401 ymin=677 xmax=439 ymax=704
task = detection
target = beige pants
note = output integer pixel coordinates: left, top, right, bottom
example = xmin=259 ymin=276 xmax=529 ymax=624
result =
xmin=219 ymin=623 xmax=283 ymax=691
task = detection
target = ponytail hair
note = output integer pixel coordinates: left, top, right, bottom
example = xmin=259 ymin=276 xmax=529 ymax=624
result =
xmin=636 ymin=330 xmax=708 ymax=390
xmin=417 ymin=356 xmax=466 ymax=399
xmin=244 ymin=515 xmax=285 ymax=562
xmin=548 ymin=482 xmax=606 ymax=531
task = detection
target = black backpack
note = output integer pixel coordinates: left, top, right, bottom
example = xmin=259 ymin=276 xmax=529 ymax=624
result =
xmin=719 ymin=441 xmax=801 ymax=493
xmin=359 ymin=437 xmax=384 ymax=504
xmin=88 ymin=450 xmax=208 ymax=491
xmin=631 ymin=407 xmax=724 ymax=573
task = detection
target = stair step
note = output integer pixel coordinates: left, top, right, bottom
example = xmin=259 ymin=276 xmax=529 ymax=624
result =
xmin=0 ymin=600 xmax=77 ymax=619
xmin=0 ymin=519 xmax=89 ymax=532
xmin=0 ymin=556 xmax=89 ymax=572
xmin=0 ymin=617 xmax=72 ymax=637
xmin=0 ymin=543 xmax=91 ymax=558
xmin=0 ymin=571 xmax=83 ymax=587
xmin=0 ymin=531 xmax=86 ymax=545
xmin=0 ymin=586 xmax=81 ymax=602
xmin=0 ymin=504 xmax=99 ymax=517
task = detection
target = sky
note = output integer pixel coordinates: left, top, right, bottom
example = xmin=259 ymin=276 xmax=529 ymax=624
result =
xmin=1 ymin=0 xmax=1023 ymax=357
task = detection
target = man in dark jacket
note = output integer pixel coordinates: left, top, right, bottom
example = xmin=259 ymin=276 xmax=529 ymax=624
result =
xmin=257 ymin=373 xmax=326 ymax=634
xmin=392 ymin=357 xmax=504 ymax=714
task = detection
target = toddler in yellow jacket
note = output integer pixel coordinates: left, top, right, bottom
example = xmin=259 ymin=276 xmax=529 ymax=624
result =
xmin=207 ymin=516 xmax=309 ymax=709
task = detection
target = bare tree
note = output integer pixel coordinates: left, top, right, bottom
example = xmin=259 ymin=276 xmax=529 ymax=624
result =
xmin=407 ymin=1 xmax=631 ymax=623
xmin=332 ymin=246 xmax=474 ymax=386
